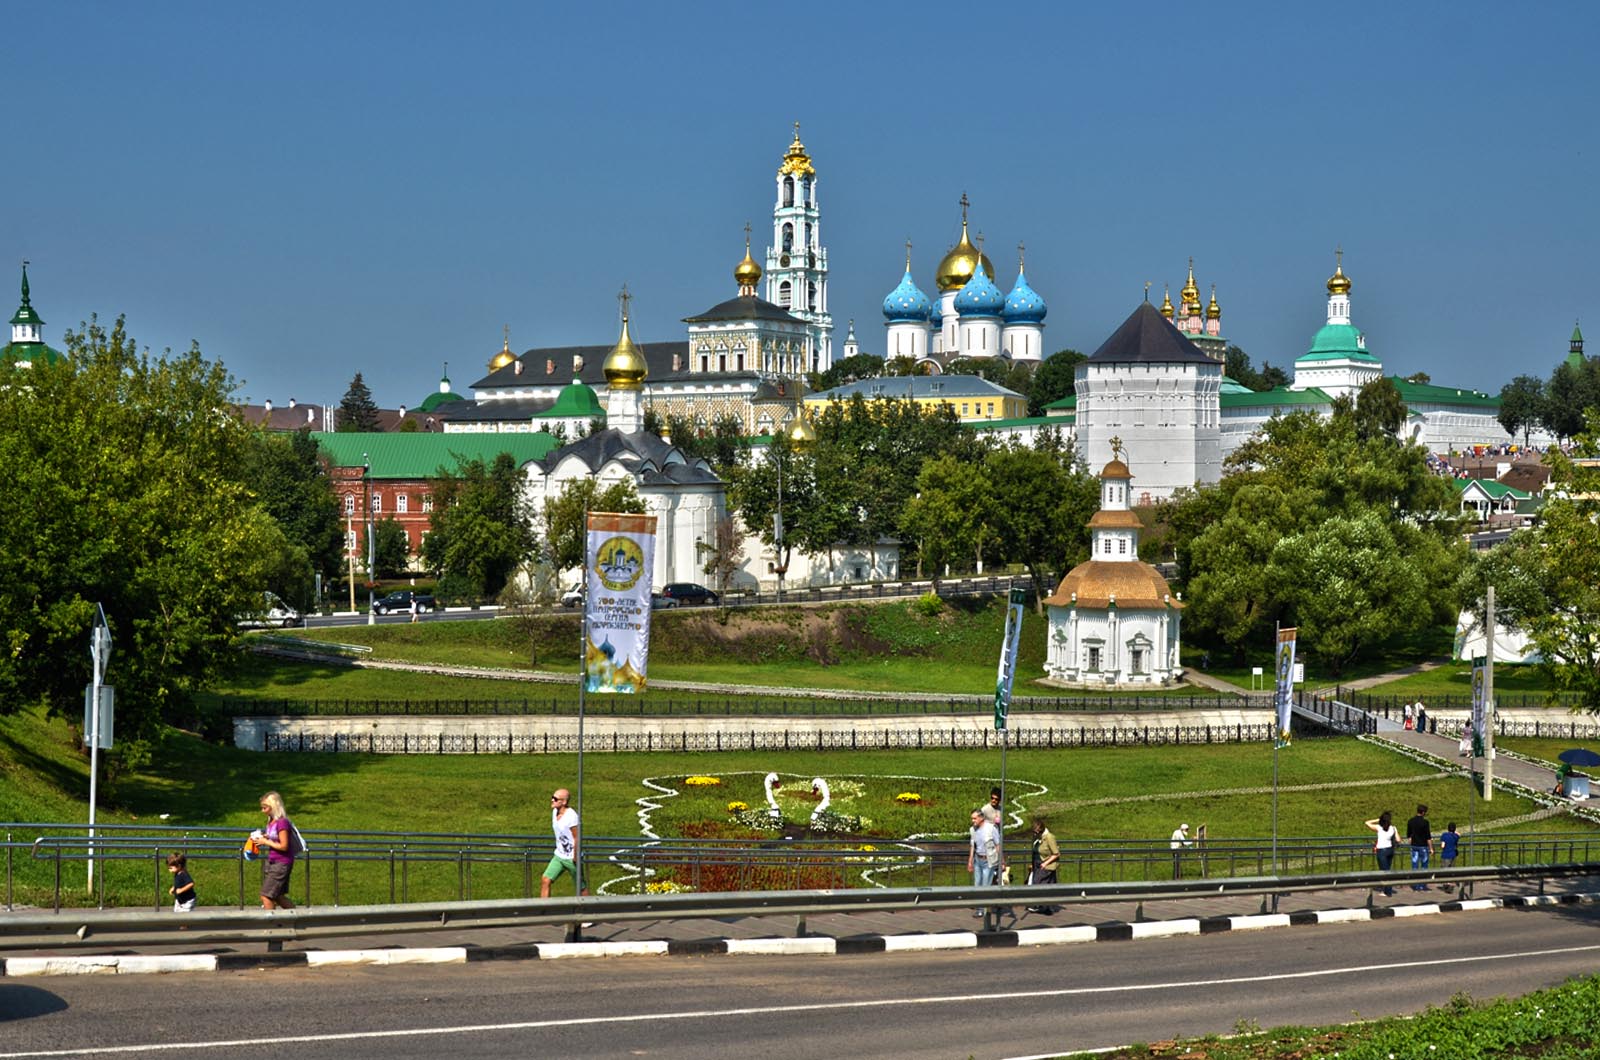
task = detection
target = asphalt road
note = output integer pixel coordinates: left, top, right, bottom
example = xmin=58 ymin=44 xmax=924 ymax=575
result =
xmin=5 ymin=905 xmax=1599 ymax=1059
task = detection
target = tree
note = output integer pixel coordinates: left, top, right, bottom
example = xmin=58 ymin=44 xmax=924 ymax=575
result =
xmin=1498 ymin=375 xmax=1546 ymax=447
xmin=240 ymin=429 xmax=344 ymax=604
xmin=808 ymin=353 xmax=885 ymax=393
xmin=371 ymin=517 xmax=411 ymax=577
xmin=665 ymin=412 xmax=749 ymax=476
xmin=701 ymin=515 xmax=746 ymax=595
xmin=337 ymin=372 xmax=381 ymax=432
xmin=984 ymin=445 xmax=1100 ymax=610
xmin=1404 ymin=371 xmax=1432 ymax=385
xmin=901 ymin=454 xmax=994 ymax=586
xmin=420 ymin=453 xmax=536 ymax=599
xmin=0 ymin=315 xmax=291 ymax=737
xmin=541 ymin=477 xmax=646 ymax=578
xmin=1027 ymin=349 xmax=1085 ymax=415
xmin=1354 ymin=377 xmax=1407 ymax=441
xmin=1543 ymin=361 xmax=1592 ymax=441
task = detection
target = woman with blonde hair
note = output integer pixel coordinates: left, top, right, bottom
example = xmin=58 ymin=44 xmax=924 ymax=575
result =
xmin=252 ymin=790 xmax=298 ymax=910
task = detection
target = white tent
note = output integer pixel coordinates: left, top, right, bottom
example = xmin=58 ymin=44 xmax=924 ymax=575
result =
xmin=1452 ymin=610 xmax=1541 ymax=664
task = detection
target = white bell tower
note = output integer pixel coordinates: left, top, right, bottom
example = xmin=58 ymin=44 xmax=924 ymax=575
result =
xmin=764 ymin=122 xmax=833 ymax=371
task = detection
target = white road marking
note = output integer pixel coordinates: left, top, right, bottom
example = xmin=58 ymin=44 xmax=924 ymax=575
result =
xmin=5 ymin=942 xmax=1600 ymax=1058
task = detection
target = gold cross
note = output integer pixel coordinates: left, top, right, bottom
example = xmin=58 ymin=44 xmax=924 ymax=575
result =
xmin=1109 ymin=436 xmax=1124 ymax=461
xmin=618 ymin=284 xmax=632 ymax=320
xmin=960 ymin=191 xmax=969 ymax=224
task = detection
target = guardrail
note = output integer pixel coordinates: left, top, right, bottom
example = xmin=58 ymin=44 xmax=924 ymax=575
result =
xmin=9 ymin=823 xmax=1600 ymax=914
xmin=3 ymin=861 xmax=1596 ymax=952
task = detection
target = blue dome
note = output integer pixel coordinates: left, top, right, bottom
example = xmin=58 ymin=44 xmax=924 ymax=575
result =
xmin=930 ymin=299 xmax=944 ymax=326
xmin=881 ymin=268 xmax=932 ymax=322
xmin=952 ymin=262 xmax=1004 ymax=316
xmin=1003 ymin=269 xmax=1047 ymax=324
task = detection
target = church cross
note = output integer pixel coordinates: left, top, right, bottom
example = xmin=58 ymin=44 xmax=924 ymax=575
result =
xmin=744 ymin=220 xmax=752 ymax=248
xmin=618 ymin=284 xmax=632 ymax=320
xmin=1336 ymin=244 xmax=1343 ymax=267
xmin=959 ymin=191 xmax=969 ymax=225
xmin=1017 ymin=241 xmax=1026 ymax=269
xmin=502 ymin=323 xmax=510 ymax=347
xmin=905 ymin=238 xmax=913 ymax=270
xmin=1109 ymin=436 xmax=1124 ymax=462
xmin=793 ymin=120 xmax=801 ymax=141
xmin=1144 ymin=281 xmax=1152 ymax=302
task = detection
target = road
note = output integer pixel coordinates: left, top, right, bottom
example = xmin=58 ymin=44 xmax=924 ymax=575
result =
xmin=5 ymin=905 xmax=1598 ymax=1059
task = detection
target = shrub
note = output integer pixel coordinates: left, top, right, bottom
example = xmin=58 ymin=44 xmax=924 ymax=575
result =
xmin=912 ymin=592 xmax=944 ymax=617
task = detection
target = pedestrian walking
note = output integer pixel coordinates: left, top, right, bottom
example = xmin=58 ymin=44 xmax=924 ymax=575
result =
xmin=979 ymin=786 xmax=1002 ymax=826
xmin=1459 ymin=720 xmax=1473 ymax=757
xmin=967 ymin=809 xmax=1001 ymax=917
xmin=1366 ymin=810 xmax=1398 ymax=896
xmin=1439 ymin=821 xmax=1460 ymax=891
xmin=1415 ymin=700 xmax=1428 ymax=734
xmin=541 ymin=788 xmax=588 ymax=898
xmin=254 ymin=790 xmax=298 ymax=910
xmin=1403 ymin=702 xmax=1414 ymax=731
xmin=409 ymin=596 xmax=419 ymax=623
xmin=167 ymin=852 xmax=197 ymax=912
xmin=1169 ymin=823 xmax=1193 ymax=879
xmin=1026 ymin=817 xmax=1059 ymax=915
xmin=1406 ymin=803 xmax=1433 ymax=890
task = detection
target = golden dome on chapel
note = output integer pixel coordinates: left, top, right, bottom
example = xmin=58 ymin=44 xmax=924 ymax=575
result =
xmin=1180 ymin=257 xmax=1200 ymax=306
xmin=734 ymin=236 xmax=763 ymax=289
xmin=784 ymin=413 xmax=817 ymax=446
xmin=603 ymin=310 xmax=648 ymax=390
xmin=1206 ymin=285 xmax=1221 ymax=320
xmin=1327 ymin=258 xmax=1352 ymax=296
xmin=489 ymin=329 xmax=516 ymax=372
xmin=1047 ymin=561 xmax=1177 ymax=610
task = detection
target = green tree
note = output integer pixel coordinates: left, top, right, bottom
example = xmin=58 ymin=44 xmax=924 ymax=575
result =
xmin=337 ymin=372 xmax=381 ymax=432
xmin=420 ymin=453 xmax=536 ymax=599
xmin=665 ymin=412 xmax=749 ymax=476
xmin=984 ymin=445 xmax=1099 ymax=610
xmin=901 ymin=454 xmax=994 ymax=586
xmin=371 ymin=517 xmax=411 ymax=577
xmin=240 ymin=430 xmax=343 ymax=603
xmin=541 ymin=477 xmax=646 ymax=577
xmin=1498 ymin=374 xmax=1546 ymax=447
xmin=1354 ymin=377 xmax=1408 ymax=441
xmin=1027 ymin=349 xmax=1085 ymax=415
xmin=0 ymin=315 xmax=290 ymax=737
xmin=701 ymin=514 xmax=746 ymax=595
xmin=1543 ymin=361 xmax=1592 ymax=441
xmin=808 ymin=353 xmax=884 ymax=393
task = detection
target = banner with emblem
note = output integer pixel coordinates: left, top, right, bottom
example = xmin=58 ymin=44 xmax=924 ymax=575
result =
xmin=1274 ymin=627 xmax=1297 ymax=747
xmin=1471 ymin=655 xmax=1487 ymax=756
xmin=583 ymin=512 xmax=658 ymax=694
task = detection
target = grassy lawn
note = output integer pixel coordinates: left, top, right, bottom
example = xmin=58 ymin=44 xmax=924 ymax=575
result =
xmin=1185 ymin=623 xmax=1457 ymax=691
xmin=1497 ymin=736 xmax=1600 ymax=765
xmin=1341 ymin=661 xmax=1567 ymax=706
xmin=1063 ymin=974 xmax=1600 ymax=1059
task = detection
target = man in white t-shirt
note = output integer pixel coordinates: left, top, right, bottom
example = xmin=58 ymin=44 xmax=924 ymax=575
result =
xmin=541 ymin=788 xmax=588 ymax=898
xmin=1170 ymin=823 xmax=1193 ymax=878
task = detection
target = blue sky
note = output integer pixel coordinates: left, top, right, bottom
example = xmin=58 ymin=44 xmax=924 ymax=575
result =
xmin=7 ymin=2 xmax=1596 ymax=408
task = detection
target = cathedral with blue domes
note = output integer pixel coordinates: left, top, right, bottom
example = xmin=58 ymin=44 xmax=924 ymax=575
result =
xmin=881 ymin=194 xmax=1048 ymax=369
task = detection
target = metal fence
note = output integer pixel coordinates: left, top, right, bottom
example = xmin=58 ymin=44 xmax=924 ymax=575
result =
xmin=1338 ymin=687 xmax=1588 ymax=717
xmin=259 ymin=723 xmax=1283 ymax=755
xmin=11 ymin=822 xmax=1599 ymax=913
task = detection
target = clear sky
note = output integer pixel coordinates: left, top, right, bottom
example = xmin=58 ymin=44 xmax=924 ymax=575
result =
xmin=7 ymin=2 xmax=1596 ymax=408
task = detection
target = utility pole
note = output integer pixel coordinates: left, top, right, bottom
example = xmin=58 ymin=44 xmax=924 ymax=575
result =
xmin=1483 ymin=585 xmax=1495 ymax=801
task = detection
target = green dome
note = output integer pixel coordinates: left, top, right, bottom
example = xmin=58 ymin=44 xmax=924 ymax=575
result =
xmin=2 ymin=340 xmax=64 ymax=367
xmin=544 ymin=378 xmax=604 ymax=420
xmin=1301 ymin=322 xmax=1379 ymax=363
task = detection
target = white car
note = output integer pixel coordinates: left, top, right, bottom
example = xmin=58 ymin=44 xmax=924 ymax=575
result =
xmin=560 ymin=587 xmax=583 ymax=608
xmin=238 ymin=592 xmax=302 ymax=629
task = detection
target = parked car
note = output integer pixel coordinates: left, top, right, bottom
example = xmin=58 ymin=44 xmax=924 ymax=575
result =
xmin=659 ymin=582 xmax=720 ymax=606
xmin=560 ymin=587 xmax=584 ymax=608
xmin=372 ymin=590 xmax=439 ymax=615
xmin=650 ymin=592 xmax=679 ymax=609
xmin=237 ymin=591 xmax=302 ymax=629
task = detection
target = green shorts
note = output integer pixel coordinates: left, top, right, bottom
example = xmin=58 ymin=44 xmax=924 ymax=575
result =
xmin=543 ymin=855 xmax=576 ymax=881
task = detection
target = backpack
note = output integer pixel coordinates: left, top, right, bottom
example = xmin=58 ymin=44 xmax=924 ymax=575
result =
xmin=289 ymin=823 xmax=310 ymax=857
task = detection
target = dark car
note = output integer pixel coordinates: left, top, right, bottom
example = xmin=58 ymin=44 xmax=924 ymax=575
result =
xmin=372 ymin=590 xmax=439 ymax=615
xmin=659 ymin=582 xmax=719 ymax=606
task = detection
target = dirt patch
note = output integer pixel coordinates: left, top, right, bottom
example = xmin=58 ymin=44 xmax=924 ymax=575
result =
xmin=659 ymin=607 xmax=898 ymax=667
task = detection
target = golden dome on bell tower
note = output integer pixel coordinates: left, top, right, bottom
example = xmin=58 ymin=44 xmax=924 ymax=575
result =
xmin=488 ymin=325 xmax=516 ymax=372
xmin=935 ymin=192 xmax=996 ymax=292
xmin=1327 ymin=246 xmax=1352 ymax=295
xmin=1206 ymin=284 xmax=1221 ymax=320
xmin=1180 ymin=256 xmax=1200 ymax=310
xmin=602 ymin=287 xmax=648 ymax=391
xmin=1159 ymin=284 xmax=1174 ymax=319
xmin=778 ymin=121 xmax=815 ymax=177
xmin=734 ymin=223 xmax=762 ymax=291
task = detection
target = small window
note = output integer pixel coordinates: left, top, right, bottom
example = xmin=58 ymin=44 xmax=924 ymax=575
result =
xmin=1118 ymin=538 xmax=1127 ymax=555
xmin=346 ymin=529 xmax=357 ymax=551
xmin=371 ymin=494 xmax=381 ymax=514
xmin=345 ymin=495 xmax=356 ymax=515
xmin=1087 ymin=646 xmax=1101 ymax=672
xmin=397 ymin=494 xmax=408 ymax=514
xmin=422 ymin=494 xmax=434 ymax=513
xmin=700 ymin=355 xmax=710 ymax=373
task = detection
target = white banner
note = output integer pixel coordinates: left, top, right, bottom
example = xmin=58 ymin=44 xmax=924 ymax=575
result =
xmin=583 ymin=512 xmax=658 ymax=694
xmin=1471 ymin=655 xmax=1487 ymax=747
xmin=1275 ymin=627 xmax=1297 ymax=746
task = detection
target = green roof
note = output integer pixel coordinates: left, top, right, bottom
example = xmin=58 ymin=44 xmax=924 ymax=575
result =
xmin=1389 ymin=376 xmax=1500 ymax=409
xmin=543 ymin=379 xmax=604 ymax=419
xmin=416 ymin=388 xmax=469 ymax=413
xmin=1300 ymin=322 xmax=1379 ymax=363
xmin=1452 ymin=478 xmax=1530 ymax=501
xmin=973 ymin=414 xmax=1071 ymax=430
xmin=310 ymin=431 xmax=560 ymax=479
xmin=1043 ymin=393 xmax=1077 ymax=411
xmin=9 ymin=264 xmax=42 ymax=328
xmin=1219 ymin=375 xmax=1254 ymax=395
xmin=2 ymin=341 xmax=64 ymax=367
xmin=1219 ymin=386 xmax=1333 ymax=409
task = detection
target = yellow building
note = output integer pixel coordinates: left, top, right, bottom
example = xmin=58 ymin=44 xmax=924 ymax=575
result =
xmin=804 ymin=374 xmax=1028 ymax=423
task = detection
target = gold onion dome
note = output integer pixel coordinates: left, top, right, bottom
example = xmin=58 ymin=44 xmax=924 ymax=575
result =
xmin=1180 ymin=258 xmax=1200 ymax=306
xmin=785 ymin=413 xmax=817 ymax=446
xmin=1206 ymin=285 xmax=1221 ymax=320
xmin=489 ymin=329 xmax=516 ymax=372
xmin=778 ymin=122 xmax=815 ymax=177
xmin=603 ymin=310 xmax=648 ymax=390
xmin=935 ymin=223 xmax=996 ymax=292
xmin=1160 ymin=285 xmax=1175 ymax=319
xmin=734 ymin=236 xmax=762 ymax=289
xmin=1327 ymin=258 xmax=1352 ymax=296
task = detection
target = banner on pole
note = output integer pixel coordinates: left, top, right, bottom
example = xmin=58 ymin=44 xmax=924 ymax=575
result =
xmin=583 ymin=512 xmax=658 ymax=693
xmin=1274 ymin=627 xmax=1297 ymax=747
xmin=993 ymin=587 xmax=1026 ymax=730
xmin=1471 ymin=655 xmax=1487 ymax=756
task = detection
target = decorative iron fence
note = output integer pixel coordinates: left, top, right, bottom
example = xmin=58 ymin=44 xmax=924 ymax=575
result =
xmin=1339 ymin=688 xmax=1586 ymax=716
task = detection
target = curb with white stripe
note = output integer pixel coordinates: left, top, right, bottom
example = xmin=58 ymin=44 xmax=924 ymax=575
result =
xmin=4 ymin=891 xmax=1596 ymax=977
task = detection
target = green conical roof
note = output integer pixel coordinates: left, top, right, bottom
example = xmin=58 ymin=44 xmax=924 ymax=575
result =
xmin=9 ymin=264 xmax=43 ymax=327
xmin=542 ymin=378 xmax=604 ymax=419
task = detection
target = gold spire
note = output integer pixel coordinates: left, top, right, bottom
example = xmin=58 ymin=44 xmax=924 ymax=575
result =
xmin=1206 ymin=283 xmax=1221 ymax=320
xmin=1160 ymin=284 xmax=1174 ymax=319
xmin=1327 ymin=245 xmax=1352 ymax=295
xmin=489 ymin=324 xmax=515 ymax=371
xmin=734 ymin=222 xmax=762 ymax=291
xmin=1180 ymin=256 xmax=1200 ymax=309
xmin=603 ymin=286 xmax=648 ymax=390
xmin=778 ymin=121 xmax=815 ymax=177
xmin=935 ymin=192 xmax=996 ymax=291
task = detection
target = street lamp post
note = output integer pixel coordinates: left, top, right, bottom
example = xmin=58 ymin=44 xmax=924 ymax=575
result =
xmin=364 ymin=455 xmax=375 ymax=625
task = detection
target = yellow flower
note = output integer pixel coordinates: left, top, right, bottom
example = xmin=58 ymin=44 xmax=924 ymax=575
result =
xmin=895 ymin=792 xmax=923 ymax=803
xmin=726 ymin=800 xmax=749 ymax=812
xmin=684 ymin=776 xmax=722 ymax=786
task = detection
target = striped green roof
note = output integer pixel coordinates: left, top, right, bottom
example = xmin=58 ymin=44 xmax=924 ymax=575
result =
xmin=1219 ymin=386 xmax=1333 ymax=410
xmin=1389 ymin=376 xmax=1500 ymax=410
xmin=1452 ymin=478 xmax=1530 ymax=501
xmin=311 ymin=431 xmax=559 ymax=479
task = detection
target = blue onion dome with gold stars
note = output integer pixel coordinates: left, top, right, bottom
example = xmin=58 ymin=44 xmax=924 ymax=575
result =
xmin=1003 ymin=268 xmax=1047 ymax=324
xmin=953 ymin=261 xmax=1004 ymax=316
xmin=882 ymin=267 xmax=932 ymax=322
xmin=930 ymin=299 xmax=943 ymax=328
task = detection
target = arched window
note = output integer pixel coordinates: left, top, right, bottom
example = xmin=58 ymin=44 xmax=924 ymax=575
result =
xmin=782 ymin=223 xmax=793 ymax=253
xmin=804 ymin=222 xmax=813 ymax=250
xmin=778 ymin=280 xmax=792 ymax=307
xmin=345 ymin=494 xmax=356 ymax=514
xmin=807 ymin=281 xmax=817 ymax=311
xmin=801 ymin=176 xmax=812 ymax=204
xmin=782 ymin=176 xmax=794 ymax=207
